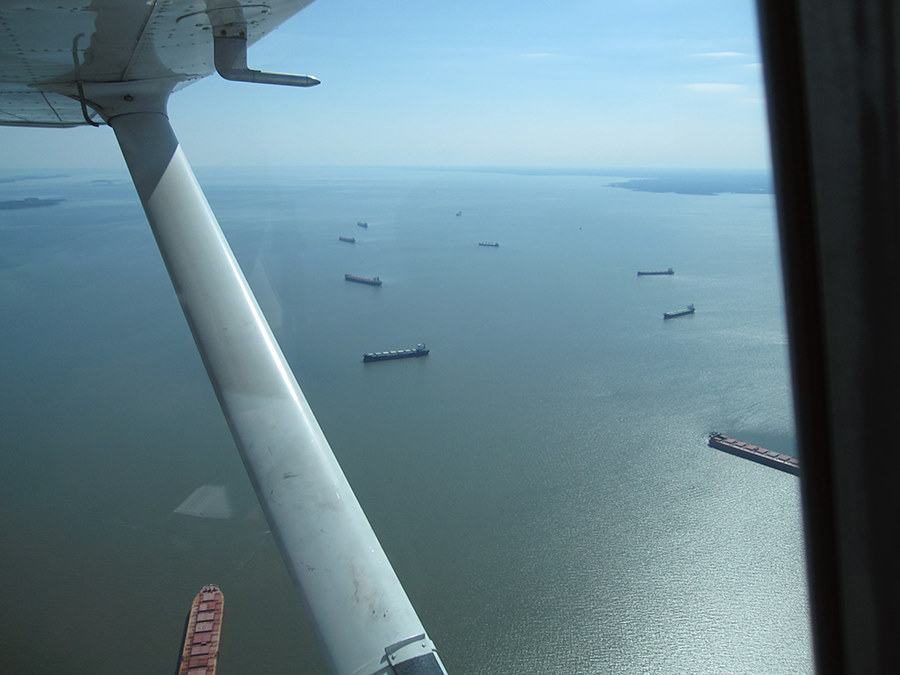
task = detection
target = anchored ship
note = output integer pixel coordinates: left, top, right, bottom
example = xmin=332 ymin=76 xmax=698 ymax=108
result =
xmin=637 ymin=268 xmax=674 ymax=276
xmin=363 ymin=343 xmax=429 ymax=362
xmin=339 ymin=236 xmax=355 ymax=243
xmin=177 ymin=585 xmax=224 ymax=675
xmin=478 ymin=241 xmax=499 ymax=247
xmin=663 ymin=303 xmax=695 ymax=319
xmin=345 ymin=274 xmax=382 ymax=286
xmin=708 ymin=433 xmax=800 ymax=475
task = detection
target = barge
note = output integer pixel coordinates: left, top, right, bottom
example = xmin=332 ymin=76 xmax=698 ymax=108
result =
xmin=708 ymin=433 xmax=799 ymax=475
xmin=364 ymin=343 xmax=429 ymax=362
xmin=478 ymin=241 xmax=499 ymax=247
xmin=638 ymin=268 xmax=674 ymax=276
xmin=663 ymin=303 xmax=695 ymax=319
xmin=177 ymin=585 xmax=224 ymax=675
xmin=339 ymin=236 xmax=356 ymax=243
xmin=345 ymin=274 xmax=382 ymax=286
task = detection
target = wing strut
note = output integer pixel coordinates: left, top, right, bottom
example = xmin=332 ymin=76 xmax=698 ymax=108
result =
xmin=91 ymin=85 xmax=445 ymax=675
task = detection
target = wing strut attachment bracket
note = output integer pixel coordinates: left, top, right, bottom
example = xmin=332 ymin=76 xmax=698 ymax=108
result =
xmin=214 ymin=27 xmax=320 ymax=88
xmin=349 ymin=633 xmax=447 ymax=675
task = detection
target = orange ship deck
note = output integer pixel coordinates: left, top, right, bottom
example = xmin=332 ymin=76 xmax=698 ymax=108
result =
xmin=177 ymin=585 xmax=224 ymax=675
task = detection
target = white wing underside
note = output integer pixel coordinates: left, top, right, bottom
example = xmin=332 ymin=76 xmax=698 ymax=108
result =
xmin=0 ymin=0 xmax=314 ymax=127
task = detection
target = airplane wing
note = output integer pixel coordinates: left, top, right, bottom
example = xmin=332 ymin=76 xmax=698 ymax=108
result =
xmin=0 ymin=0 xmax=314 ymax=127
xmin=0 ymin=3 xmax=447 ymax=674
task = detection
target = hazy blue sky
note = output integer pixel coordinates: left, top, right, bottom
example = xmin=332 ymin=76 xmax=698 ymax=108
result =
xmin=3 ymin=0 xmax=770 ymax=169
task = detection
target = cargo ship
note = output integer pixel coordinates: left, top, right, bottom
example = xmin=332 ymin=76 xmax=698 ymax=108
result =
xmin=357 ymin=221 xmax=368 ymax=228
xmin=363 ymin=343 xmax=429 ymax=362
xmin=708 ymin=433 xmax=800 ymax=475
xmin=177 ymin=585 xmax=224 ymax=675
xmin=478 ymin=242 xmax=499 ymax=247
xmin=637 ymin=268 xmax=674 ymax=276
xmin=663 ymin=303 xmax=695 ymax=319
xmin=339 ymin=236 xmax=356 ymax=243
xmin=345 ymin=274 xmax=382 ymax=286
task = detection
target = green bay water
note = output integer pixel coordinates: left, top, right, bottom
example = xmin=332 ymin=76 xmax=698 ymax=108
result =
xmin=0 ymin=167 xmax=808 ymax=673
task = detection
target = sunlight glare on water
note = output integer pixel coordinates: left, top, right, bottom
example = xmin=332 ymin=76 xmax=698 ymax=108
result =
xmin=0 ymin=166 xmax=808 ymax=673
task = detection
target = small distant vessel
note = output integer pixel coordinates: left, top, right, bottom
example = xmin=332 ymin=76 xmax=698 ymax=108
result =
xmin=663 ymin=303 xmax=695 ymax=319
xmin=638 ymin=268 xmax=674 ymax=276
xmin=364 ymin=343 xmax=429 ymax=362
xmin=357 ymin=221 xmax=368 ymax=228
xmin=345 ymin=274 xmax=382 ymax=286
xmin=478 ymin=242 xmax=499 ymax=247
xmin=339 ymin=236 xmax=356 ymax=243
xmin=708 ymin=433 xmax=799 ymax=475
xmin=177 ymin=585 xmax=224 ymax=675
xmin=456 ymin=211 xmax=462 ymax=216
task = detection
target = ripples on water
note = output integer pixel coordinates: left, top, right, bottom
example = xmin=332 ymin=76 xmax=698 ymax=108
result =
xmin=0 ymin=167 xmax=808 ymax=673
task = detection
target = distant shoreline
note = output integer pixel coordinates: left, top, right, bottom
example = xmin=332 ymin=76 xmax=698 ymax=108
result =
xmin=0 ymin=197 xmax=65 ymax=210
xmin=0 ymin=174 xmax=68 ymax=184
xmin=0 ymin=166 xmax=775 ymax=198
xmin=607 ymin=170 xmax=773 ymax=196
xmin=408 ymin=166 xmax=774 ymax=196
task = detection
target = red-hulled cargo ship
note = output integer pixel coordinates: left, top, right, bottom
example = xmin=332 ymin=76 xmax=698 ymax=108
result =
xmin=177 ymin=585 xmax=224 ymax=675
xmin=708 ymin=433 xmax=799 ymax=475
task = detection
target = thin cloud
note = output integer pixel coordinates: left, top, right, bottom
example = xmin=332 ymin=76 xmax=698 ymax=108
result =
xmin=692 ymin=51 xmax=747 ymax=58
xmin=518 ymin=52 xmax=562 ymax=59
xmin=684 ymin=83 xmax=743 ymax=93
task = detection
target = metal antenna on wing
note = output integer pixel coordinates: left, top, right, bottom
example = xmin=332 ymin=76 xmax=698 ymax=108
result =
xmin=213 ymin=25 xmax=320 ymax=87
